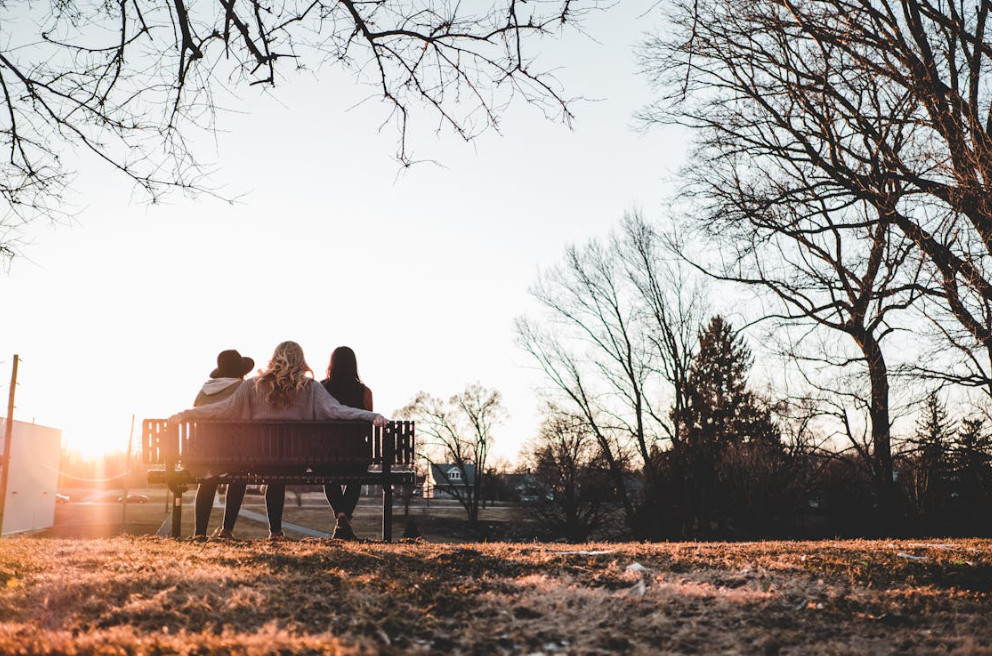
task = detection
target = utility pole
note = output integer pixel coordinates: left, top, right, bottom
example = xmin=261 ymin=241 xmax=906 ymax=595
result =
xmin=0 ymin=355 xmax=20 ymax=536
xmin=122 ymin=414 xmax=135 ymax=531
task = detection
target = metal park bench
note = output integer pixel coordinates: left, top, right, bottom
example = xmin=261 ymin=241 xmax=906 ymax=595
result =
xmin=142 ymin=419 xmax=416 ymax=540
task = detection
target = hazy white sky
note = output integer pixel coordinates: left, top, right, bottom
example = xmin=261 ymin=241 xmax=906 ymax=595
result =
xmin=0 ymin=0 xmax=687 ymax=461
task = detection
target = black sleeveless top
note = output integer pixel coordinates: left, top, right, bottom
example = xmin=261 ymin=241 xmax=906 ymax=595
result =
xmin=321 ymin=378 xmax=367 ymax=410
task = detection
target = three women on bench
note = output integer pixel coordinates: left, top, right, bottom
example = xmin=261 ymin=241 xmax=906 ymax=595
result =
xmin=171 ymin=341 xmax=387 ymax=540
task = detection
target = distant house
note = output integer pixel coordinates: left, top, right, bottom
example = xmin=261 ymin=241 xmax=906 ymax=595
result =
xmin=425 ymin=463 xmax=476 ymax=499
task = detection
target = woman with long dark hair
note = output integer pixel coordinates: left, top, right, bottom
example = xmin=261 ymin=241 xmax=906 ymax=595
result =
xmin=321 ymin=346 xmax=373 ymax=539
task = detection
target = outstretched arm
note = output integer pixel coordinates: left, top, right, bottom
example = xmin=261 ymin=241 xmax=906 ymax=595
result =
xmin=313 ymin=381 xmax=387 ymax=426
xmin=169 ymin=380 xmax=251 ymax=424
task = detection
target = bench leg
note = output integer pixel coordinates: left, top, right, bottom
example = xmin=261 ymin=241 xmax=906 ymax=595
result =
xmin=171 ymin=489 xmax=183 ymax=538
xmin=167 ymin=480 xmax=187 ymax=539
xmin=383 ymin=481 xmax=393 ymax=542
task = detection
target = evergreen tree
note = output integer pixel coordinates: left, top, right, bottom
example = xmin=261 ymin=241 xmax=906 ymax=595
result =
xmin=670 ymin=316 xmax=782 ymax=537
xmin=906 ymin=392 xmax=955 ymax=527
xmin=674 ymin=316 xmax=779 ymax=450
xmin=954 ymin=417 xmax=992 ymax=533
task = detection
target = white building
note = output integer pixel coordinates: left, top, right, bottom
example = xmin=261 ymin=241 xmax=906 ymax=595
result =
xmin=424 ymin=463 xmax=476 ymax=499
xmin=0 ymin=419 xmax=62 ymax=536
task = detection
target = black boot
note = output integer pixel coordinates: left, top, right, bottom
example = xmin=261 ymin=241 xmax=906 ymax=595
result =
xmin=331 ymin=512 xmax=358 ymax=540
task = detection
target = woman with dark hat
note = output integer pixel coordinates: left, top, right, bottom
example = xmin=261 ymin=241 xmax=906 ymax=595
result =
xmin=192 ymin=349 xmax=255 ymax=539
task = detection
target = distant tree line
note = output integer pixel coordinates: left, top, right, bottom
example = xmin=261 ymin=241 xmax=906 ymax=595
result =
xmin=516 ymin=214 xmax=992 ymax=542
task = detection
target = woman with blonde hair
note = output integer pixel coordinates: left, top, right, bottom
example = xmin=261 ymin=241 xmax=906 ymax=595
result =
xmin=170 ymin=341 xmax=387 ymax=538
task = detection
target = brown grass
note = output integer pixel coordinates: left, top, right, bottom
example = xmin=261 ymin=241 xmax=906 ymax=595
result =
xmin=1 ymin=538 xmax=990 ymax=654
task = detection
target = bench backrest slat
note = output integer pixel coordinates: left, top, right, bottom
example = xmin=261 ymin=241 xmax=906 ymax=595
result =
xmin=142 ymin=419 xmax=416 ymax=473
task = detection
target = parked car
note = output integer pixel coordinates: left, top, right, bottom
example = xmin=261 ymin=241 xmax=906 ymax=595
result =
xmin=55 ymin=493 xmax=70 ymax=504
xmin=117 ymin=494 xmax=149 ymax=504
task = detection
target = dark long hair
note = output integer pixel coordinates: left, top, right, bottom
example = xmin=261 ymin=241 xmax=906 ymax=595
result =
xmin=323 ymin=346 xmax=365 ymax=409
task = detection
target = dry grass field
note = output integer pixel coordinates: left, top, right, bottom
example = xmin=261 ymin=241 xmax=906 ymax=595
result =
xmin=1 ymin=537 xmax=990 ymax=655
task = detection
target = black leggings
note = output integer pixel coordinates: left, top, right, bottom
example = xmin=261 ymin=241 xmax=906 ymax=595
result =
xmin=264 ymin=484 xmax=287 ymax=533
xmin=194 ymin=480 xmax=247 ymax=536
xmin=323 ymin=483 xmax=361 ymax=517
xmin=264 ymin=482 xmax=361 ymax=533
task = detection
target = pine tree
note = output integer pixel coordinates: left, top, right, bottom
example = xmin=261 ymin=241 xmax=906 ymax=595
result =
xmin=954 ymin=417 xmax=992 ymax=530
xmin=675 ymin=316 xmax=778 ymax=449
xmin=907 ymin=392 xmax=956 ymax=525
xmin=670 ymin=316 xmax=782 ymax=537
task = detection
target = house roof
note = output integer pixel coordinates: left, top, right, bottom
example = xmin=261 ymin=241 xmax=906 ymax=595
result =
xmin=429 ymin=463 xmax=476 ymax=486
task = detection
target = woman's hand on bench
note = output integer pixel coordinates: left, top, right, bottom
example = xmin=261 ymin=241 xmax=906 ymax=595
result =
xmin=372 ymin=414 xmax=388 ymax=427
xmin=168 ymin=413 xmax=185 ymax=425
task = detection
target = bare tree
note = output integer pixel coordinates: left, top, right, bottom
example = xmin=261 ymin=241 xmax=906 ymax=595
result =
xmin=516 ymin=211 xmax=707 ymax=537
xmin=644 ymin=0 xmax=992 ymax=395
xmin=624 ymin=214 xmax=705 ymax=450
xmin=639 ymin=0 xmax=992 ymax=521
xmin=397 ymin=383 xmax=503 ymax=524
xmin=521 ymin=405 xmax=610 ymax=542
xmin=0 ymin=0 xmax=602 ymax=262
xmin=665 ymin=172 xmax=922 ymax=517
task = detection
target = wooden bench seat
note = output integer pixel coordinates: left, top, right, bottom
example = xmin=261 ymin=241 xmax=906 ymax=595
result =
xmin=143 ymin=418 xmax=415 ymax=540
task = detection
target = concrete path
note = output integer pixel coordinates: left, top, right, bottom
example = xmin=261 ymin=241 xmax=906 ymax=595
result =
xmin=236 ymin=508 xmax=331 ymax=538
xmin=155 ymin=502 xmax=333 ymax=538
xmin=155 ymin=517 xmax=171 ymax=537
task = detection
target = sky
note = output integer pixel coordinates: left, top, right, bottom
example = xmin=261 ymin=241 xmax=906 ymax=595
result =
xmin=0 ymin=0 xmax=687 ymax=462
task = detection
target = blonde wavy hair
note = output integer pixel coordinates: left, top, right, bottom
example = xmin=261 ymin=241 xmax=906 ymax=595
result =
xmin=254 ymin=341 xmax=313 ymax=408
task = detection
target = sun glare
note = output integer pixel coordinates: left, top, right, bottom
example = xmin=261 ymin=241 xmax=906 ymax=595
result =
xmin=64 ymin=430 xmax=129 ymax=460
